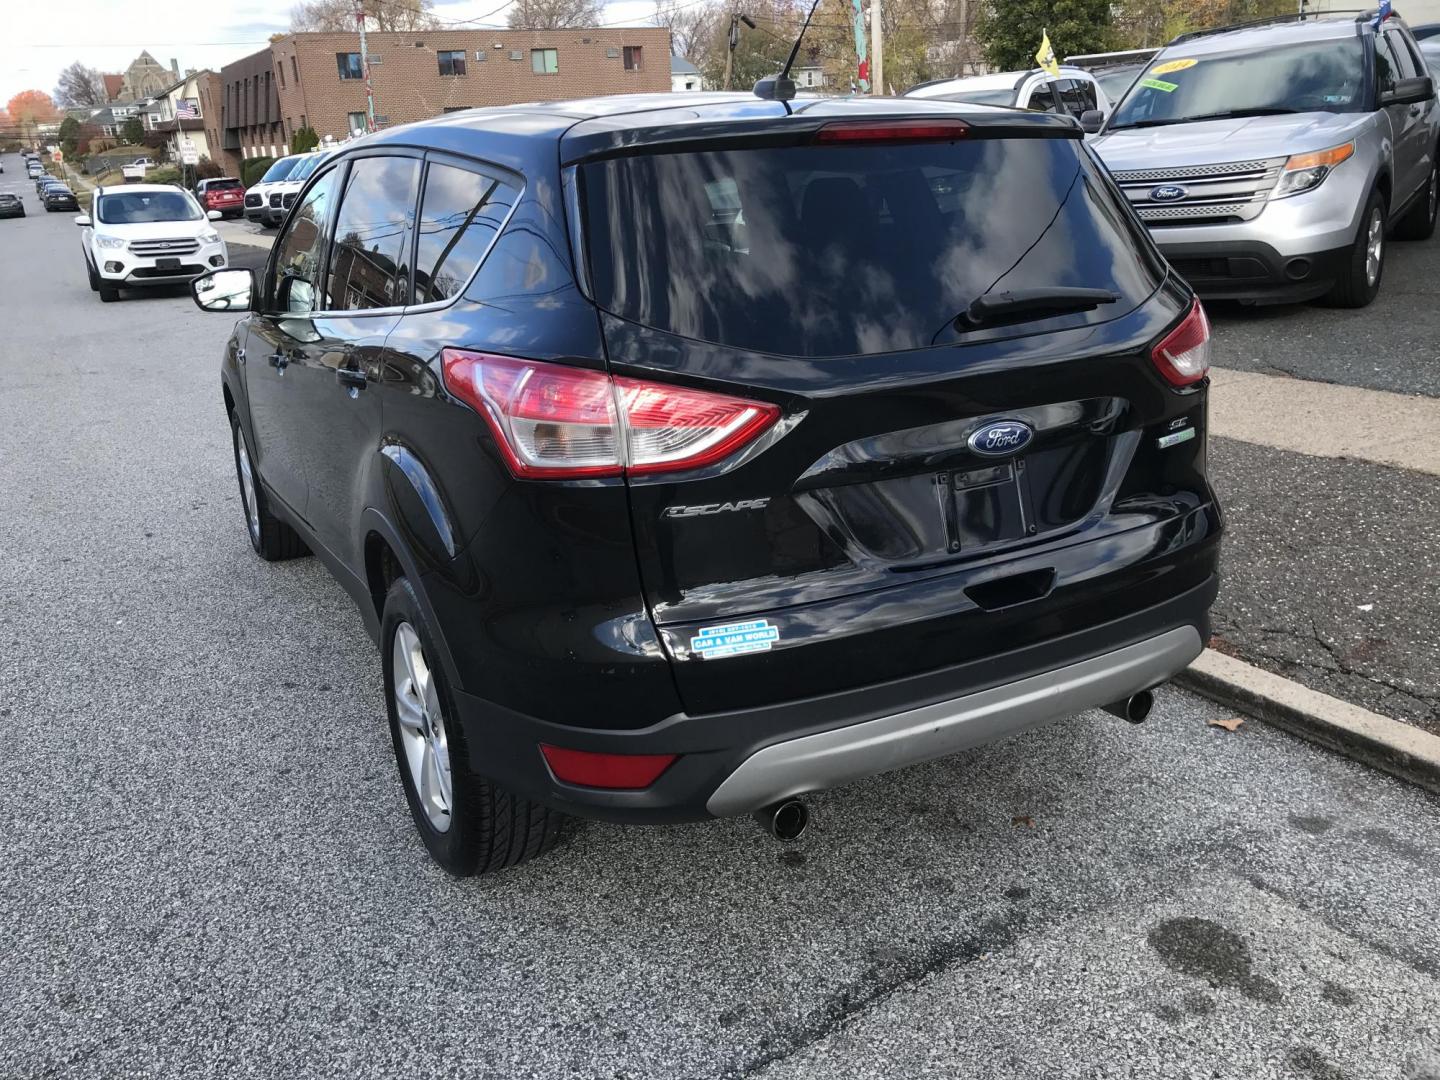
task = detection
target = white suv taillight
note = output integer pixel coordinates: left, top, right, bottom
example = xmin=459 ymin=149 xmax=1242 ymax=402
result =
xmin=440 ymin=350 xmax=781 ymax=479
xmin=1149 ymin=300 xmax=1211 ymax=388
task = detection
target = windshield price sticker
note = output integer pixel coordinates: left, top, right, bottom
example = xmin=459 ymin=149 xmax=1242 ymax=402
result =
xmin=1150 ymin=58 xmax=1197 ymax=76
xmin=1140 ymin=78 xmax=1179 ymax=93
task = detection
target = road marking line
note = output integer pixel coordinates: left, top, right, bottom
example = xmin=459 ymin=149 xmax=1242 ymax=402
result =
xmin=1208 ymin=367 xmax=1440 ymax=476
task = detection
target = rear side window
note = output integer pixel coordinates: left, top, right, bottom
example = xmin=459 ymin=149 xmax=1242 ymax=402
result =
xmin=1027 ymin=83 xmax=1061 ymax=112
xmin=327 ymin=156 xmax=421 ymax=311
xmin=582 ymin=137 xmax=1163 ymax=358
xmin=413 ymin=161 xmax=519 ymax=304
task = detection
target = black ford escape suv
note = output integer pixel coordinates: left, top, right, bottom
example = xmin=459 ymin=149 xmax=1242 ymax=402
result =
xmin=192 ymin=93 xmax=1222 ymax=876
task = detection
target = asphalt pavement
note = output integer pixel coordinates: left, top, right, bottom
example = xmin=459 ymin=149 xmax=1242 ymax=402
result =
xmin=2 ymin=152 xmax=1439 ymax=1079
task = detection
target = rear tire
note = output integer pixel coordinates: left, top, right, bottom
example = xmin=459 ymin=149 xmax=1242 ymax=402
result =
xmin=229 ymin=412 xmax=308 ymax=561
xmin=381 ymin=576 xmax=565 ymax=877
xmin=1394 ymin=158 xmax=1438 ymax=241
xmin=1323 ymin=188 xmax=1386 ymax=309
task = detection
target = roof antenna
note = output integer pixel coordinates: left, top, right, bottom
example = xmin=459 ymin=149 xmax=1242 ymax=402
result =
xmin=753 ymin=0 xmax=826 ymax=102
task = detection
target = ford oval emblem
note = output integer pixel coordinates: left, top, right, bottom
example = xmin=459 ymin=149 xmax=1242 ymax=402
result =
xmin=1150 ymin=184 xmax=1188 ymax=202
xmin=968 ymin=420 xmax=1034 ymax=457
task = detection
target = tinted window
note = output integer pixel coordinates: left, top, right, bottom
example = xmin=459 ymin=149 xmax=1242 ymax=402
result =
xmin=210 ymin=178 xmax=243 ymax=190
xmin=1027 ymin=83 xmax=1061 ymax=112
xmin=1058 ymin=78 xmax=1098 ymax=115
xmin=271 ymin=167 xmax=337 ymax=314
xmin=1110 ymin=40 xmax=1367 ymax=126
xmin=97 ymin=191 xmax=202 ymax=224
xmin=328 ymin=156 xmax=421 ymax=311
xmin=582 ymin=138 xmax=1163 ymax=358
xmin=413 ymin=161 xmax=519 ymax=304
xmin=1385 ymin=30 xmax=1421 ymax=79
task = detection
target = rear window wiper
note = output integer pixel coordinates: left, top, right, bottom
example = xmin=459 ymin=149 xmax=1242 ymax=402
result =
xmin=948 ymin=288 xmax=1121 ymax=334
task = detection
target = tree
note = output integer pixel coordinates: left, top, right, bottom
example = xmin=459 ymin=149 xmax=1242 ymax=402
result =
xmin=507 ymin=0 xmax=604 ymax=29
xmin=120 ymin=117 xmax=145 ymax=146
xmin=6 ymin=90 xmax=60 ymax=147
xmin=291 ymin=125 xmax=319 ymax=153
xmin=974 ymin=0 xmax=1116 ymax=71
xmin=291 ymin=0 xmax=437 ymax=31
xmin=654 ymin=0 xmax=720 ymax=64
xmin=55 ymin=62 xmax=108 ymax=107
xmin=1110 ymin=0 xmax=1291 ymax=49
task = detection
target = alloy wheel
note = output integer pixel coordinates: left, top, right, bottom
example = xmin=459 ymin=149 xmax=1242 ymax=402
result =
xmin=392 ymin=622 xmax=453 ymax=833
xmin=234 ymin=427 xmax=261 ymax=544
xmin=1365 ymin=209 xmax=1384 ymax=287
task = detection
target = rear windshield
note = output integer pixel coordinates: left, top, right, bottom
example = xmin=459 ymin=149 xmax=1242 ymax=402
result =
xmin=582 ymin=137 xmax=1162 ymax=357
xmin=259 ymin=158 xmax=300 ymax=184
xmin=210 ymin=178 xmax=242 ymax=190
xmin=97 ymin=191 xmax=202 ymax=224
xmin=928 ymin=88 xmax=1018 ymax=107
xmin=1109 ymin=40 xmax=1367 ymax=127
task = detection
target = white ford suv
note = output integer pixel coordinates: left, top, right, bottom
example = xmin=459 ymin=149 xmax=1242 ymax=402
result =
xmin=77 ymin=185 xmax=228 ymax=303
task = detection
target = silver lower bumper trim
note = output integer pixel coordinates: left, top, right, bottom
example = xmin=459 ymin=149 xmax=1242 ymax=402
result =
xmin=705 ymin=626 xmax=1204 ymax=817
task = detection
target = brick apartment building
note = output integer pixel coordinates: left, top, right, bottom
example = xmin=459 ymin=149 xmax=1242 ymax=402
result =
xmin=216 ymin=27 xmax=670 ymax=175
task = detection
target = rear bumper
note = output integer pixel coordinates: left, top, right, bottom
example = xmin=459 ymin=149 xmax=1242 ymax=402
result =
xmin=450 ymin=573 xmax=1218 ymax=824
xmin=1160 ymin=239 xmax=1350 ymax=303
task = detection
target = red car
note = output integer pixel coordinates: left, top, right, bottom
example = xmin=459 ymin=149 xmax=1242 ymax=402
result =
xmin=195 ymin=178 xmax=245 ymax=219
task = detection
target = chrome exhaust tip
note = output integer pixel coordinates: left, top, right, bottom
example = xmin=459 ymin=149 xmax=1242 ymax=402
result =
xmin=1104 ymin=689 xmax=1154 ymax=725
xmin=754 ymin=799 xmax=809 ymax=842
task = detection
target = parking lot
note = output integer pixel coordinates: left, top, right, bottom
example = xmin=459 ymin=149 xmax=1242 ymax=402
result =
xmin=2 ymin=152 xmax=1439 ymax=1078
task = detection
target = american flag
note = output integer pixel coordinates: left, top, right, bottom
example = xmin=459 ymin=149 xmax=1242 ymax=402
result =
xmin=176 ymin=99 xmax=200 ymax=119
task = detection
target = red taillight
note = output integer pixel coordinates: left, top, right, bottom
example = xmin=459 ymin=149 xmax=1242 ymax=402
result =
xmin=441 ymin=349 xmax=780 ymax=480
xmin=1150 ymin=300 xmax=1212 ymax=388
xmin=814 ymin=119 xmax=970 ymax=144
xmin=540 ymin=745 xmax=678 ymax=789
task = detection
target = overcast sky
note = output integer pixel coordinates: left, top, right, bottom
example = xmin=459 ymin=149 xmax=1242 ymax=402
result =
xmin=2 ymin=0 xmax=659 ymax=108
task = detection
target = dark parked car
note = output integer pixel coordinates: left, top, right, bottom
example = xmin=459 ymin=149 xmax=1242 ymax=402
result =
xmin=42 ymin=185 xmax=79 ymax=212
xmin=0 ymin=193 xmax=23 ymax=218
xmin=190 ymin=94 xmax=1222 ymax=876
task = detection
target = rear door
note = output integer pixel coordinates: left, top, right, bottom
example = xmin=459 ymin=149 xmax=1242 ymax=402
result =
xmin=1383 ymin=27 xmax=1433 ymax=201
xmin=578 ymin=125 xmax=1191 ymax=714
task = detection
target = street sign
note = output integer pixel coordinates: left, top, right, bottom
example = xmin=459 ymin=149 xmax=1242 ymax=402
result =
xmin=52 ymin=150 xmax=63 ymax=162
xmin=180 ymin=148 xmax=199 ymax=165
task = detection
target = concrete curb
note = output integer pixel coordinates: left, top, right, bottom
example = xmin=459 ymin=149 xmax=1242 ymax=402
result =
xmin=1177 ymin=649 xmax=1440 ymax=794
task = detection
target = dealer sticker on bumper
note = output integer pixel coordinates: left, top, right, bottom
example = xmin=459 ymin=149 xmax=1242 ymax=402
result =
xmin=690 ymin=619 xmax=780 ymax=660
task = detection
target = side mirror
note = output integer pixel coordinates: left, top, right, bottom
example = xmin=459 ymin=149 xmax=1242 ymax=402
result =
xmin=1381 ymin=75 xmax=1434 ymax=106
xmin=73 ymin=214 xmax=91 ymax=226
xmin=192 ymin=267 xmax=255 ymax=313
xmin=207 ymin=209 xmax=223 ymax=221
xmin=1080 ymin=109 xmax=1105 ymax=134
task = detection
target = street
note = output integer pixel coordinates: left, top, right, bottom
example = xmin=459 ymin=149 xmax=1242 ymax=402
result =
xmin=2 ymin=153 xmax=1439 ymax=1078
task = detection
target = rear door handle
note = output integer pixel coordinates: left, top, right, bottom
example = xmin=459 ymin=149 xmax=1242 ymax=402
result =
xmin=336 ymin=367 xmax=367 ymax=391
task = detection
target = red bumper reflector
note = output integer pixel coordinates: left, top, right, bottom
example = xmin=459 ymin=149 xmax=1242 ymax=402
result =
xmin=540 ymin=745 xmax=678 ymax=790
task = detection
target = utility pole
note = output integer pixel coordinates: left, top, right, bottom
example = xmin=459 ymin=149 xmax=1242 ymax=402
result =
xmin=723 ymin=12 xmax=756 ymax=91
xmin=357 ymin=5 xmax=376 ymax=133
xmin=870 ymin=0 xmax=884 ymax=95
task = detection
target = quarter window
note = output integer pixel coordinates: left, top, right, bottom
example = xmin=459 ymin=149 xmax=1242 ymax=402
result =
xmin=531 ymin=48 xmax=559 ymax=75
xmin=271 ymin=167 xmax=338 ymax=314
xmin=438 ymin=49 xmax=467 ymax=76
xmin=413 ymin=161 xmax=519 ymax=304
xmin=327 ymin=156 xmax=421 ymax=311
xmin=337 ymin=52 xmax=363 ymax=80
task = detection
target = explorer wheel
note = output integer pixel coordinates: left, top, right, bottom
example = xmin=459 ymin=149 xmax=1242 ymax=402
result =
xmin=381 ymin=576 xmax=564 ymax=876
xmin=1324 ymin=189 xmax=1386 ymax=309
xmin=97 ymin=282 xmax=120 ymax=302
xmin=1394 ymin=158 xmax=1438 ymax=241
xmin=86 ymin=261 xmax=99 ymax=292
xmin=229 ymin=412 xmax=308 ymax=560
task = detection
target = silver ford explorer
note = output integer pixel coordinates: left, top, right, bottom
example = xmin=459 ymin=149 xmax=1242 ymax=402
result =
xmin=1089 ymin=12 xmax=1439 ymax=306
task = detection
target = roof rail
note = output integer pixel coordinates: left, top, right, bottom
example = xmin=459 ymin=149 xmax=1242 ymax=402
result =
xmin=1167 ymin=10 xmax=1367 ymax=44
xmin=1353 ymin=6 xmax=1402 ymax=22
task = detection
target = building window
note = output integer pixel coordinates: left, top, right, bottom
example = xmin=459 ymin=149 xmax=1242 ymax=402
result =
xmin=337 ymin=52 xmax=364 ymax=80
xmin=531 ymin=48 xmax=558 ymax=75
xmin=437 ymin=50 xmax=466 ymax=76
xmin=473 ymin=50 xmax=487 ymax=62
xmin=623 ymin=46 xmax=643 ymax=71
xmin=291 ymin=57 xmax=300 ymax=83
xmin=348 ymin=111 xmax=367 ymax=135
xmin=442 ymin=106 xmax=471 ymax=112
xmin=278 ymin=63 xmax=286 ymax=89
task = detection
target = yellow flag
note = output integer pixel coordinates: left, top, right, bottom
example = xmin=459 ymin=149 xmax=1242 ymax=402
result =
xmin=1036 ymin=30 xmax=1061 ymax=78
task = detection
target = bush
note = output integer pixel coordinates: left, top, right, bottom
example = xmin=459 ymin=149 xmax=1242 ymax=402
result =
xmin=146 ymin=165 xmax=182 ymax=186
xmin=240 ymin=156 xmax=275 ymax=187
xmin=290 ymin=125 xmax=319 ymax=154
xmin=195 ymin=155 xmax=224 ymax=180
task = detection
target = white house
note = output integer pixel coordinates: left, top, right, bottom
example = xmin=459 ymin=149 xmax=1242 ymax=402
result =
xmin=140 ymin=70 xmax=215 ymax=163
xmin=671 ymin=56 xmax=704 ymax=92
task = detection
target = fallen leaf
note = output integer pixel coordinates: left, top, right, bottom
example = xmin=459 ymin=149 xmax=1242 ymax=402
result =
xmin=1358 ymin=603 xmax=1374 ymax=612
xmin=1012 ymin=815 xmax=1035 ymax=828
xmin=1208 ymin=717 xmax=1245 ymax=733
